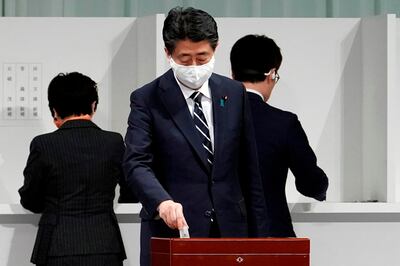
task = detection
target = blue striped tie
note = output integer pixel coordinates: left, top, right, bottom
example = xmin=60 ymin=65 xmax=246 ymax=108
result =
xmin=191 ymin=91 xmax=213 ymax=170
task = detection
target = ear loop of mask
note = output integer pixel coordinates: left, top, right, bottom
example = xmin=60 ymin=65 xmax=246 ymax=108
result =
xmin=264 ymin=69 xmax=276 ymax=80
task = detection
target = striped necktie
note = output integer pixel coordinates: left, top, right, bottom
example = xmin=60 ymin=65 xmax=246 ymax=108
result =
xmin=190 ymin=91 xmax=213 ymax=170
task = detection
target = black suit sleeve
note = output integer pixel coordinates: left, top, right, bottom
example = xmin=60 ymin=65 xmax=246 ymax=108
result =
xmin=287 ymin=116 xmax=328 ymax=201
xmin=117 ymin=136 xmax=138 ymax=203
xmin=239 ymin=88 xmax=269 ymax=236
xmin=123 ymin=91 xmax=172 ymax=217
xmin=19 ymin=138 xmax=46 ymax=213
xmin=118 ymin=179 xmax=139 ymax=203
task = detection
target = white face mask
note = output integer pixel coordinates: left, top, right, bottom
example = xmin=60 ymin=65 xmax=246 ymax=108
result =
xmin=170 ymin=56 xmax=215 ymax=90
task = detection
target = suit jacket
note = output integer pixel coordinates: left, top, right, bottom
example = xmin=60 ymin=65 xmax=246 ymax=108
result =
xmin=123 ymin=70 xmax=267 ymax=262
xmin=247 ymin=92 xmax=328 ymax=237
xmin=19 ymin=120 xmax=127 ymax=264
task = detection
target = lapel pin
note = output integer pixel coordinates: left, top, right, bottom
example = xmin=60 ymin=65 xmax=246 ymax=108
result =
xmin=220 ymin=96 xmax=228 ymax=107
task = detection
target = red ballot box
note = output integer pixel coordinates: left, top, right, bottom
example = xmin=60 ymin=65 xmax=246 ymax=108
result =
xmin=151 ymin=237 xmax=310 ymax=266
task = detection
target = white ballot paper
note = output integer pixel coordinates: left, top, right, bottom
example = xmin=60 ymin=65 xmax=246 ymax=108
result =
xmin=179 ymin=226 xmax=190 ymax=238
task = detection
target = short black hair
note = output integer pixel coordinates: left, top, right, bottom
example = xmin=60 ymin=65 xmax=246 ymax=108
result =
xmin=48 ymin=72 xmax=98 ymax=119
xmin=163 ymin=6 xmax=218 ymax=54
xmin=230 ymin=34 xmax=282 ymax=83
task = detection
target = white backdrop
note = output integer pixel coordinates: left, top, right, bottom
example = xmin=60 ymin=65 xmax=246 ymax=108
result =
xmin=1 ymin=15 xmax=399 ymax=204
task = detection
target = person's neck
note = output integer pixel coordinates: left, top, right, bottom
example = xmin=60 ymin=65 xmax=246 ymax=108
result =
xmin=242 ymin=81 xmax=268 ymax=101
xmin=64 ymin=114 xmax=92 ymax=121
xmin=55 ymin=114 xmax=92 ymax=128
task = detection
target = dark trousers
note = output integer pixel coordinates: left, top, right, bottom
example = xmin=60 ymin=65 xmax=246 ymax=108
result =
xmin=209 ymin=217 xmax=221 ymax=237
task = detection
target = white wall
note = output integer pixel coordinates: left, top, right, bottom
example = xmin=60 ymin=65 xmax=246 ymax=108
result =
xmin=0 ymin=217 xmax=141 ymax=266
xmin=294 ymin=222 xmax=400 ymax=266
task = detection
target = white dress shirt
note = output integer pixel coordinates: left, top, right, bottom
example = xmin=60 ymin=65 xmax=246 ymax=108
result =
xmin=175 ymin=77 xmax=215 ymax=150
xmin=246 ymin=88 xmax=265 ymax=102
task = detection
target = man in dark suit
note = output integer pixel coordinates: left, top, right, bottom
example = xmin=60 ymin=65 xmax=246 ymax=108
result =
xmin=19 ymin=72 xmax=127 ymax=266
xmin=123 ymin=7 xmax=267 ymax=266
xmin=230 ymin=34 xmax=329 ymax=237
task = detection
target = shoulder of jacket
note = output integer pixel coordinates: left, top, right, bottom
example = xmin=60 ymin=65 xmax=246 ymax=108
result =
xmin=267 ymin=104 xmax=297 ymax=119
xmin=212 ymin=73 xmax=243 ymax=87
xmin=100 ymin=130 xmax=124 ymax=141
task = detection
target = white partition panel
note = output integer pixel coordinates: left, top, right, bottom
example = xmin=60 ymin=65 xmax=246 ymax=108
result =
xmin=0 ymin=18 xmax=136 ymax=203
xmin=214 ymin=17 xmax=362 ymax=202
xmin=1 ymin=15 xmax=399 ymax=204
xmin=361 ymin=15 xmax=389 ymax=202
xmin=388 ymin=17 xmax=400 ymax=202
xmin=213 ymin=16 xmax=398 ymax=203
xmin=2 ymin=15 xmax=398 ymax=204
xmin=109 ymin=18 xmax=137 ymax=135
xmin=1 ymin=14 xmax=400 ymax=266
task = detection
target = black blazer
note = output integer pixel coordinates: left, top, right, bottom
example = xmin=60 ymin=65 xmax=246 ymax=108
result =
xmin=123 ymin=70 xmax=268 ymax=265
xmin=19 ymin=120 xmax=127 ymax=264
xmin=247 ymin=92 xmax=328 ymax=237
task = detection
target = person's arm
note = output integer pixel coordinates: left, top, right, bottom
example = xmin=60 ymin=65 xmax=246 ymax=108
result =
xmin=287 ymin=116 xmax=329 ymax=201
xmin=18 ymin=138 xmax=46 ymax=213
xmin=116 ymin=135 xmax=139 ymax=203
xmin=123 ymin=91 xmax=187 ymax=229
xmin=239 ymin=87 xmax=269 ymax=237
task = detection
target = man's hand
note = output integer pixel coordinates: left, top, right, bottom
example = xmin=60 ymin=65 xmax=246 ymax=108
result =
xmin=157 ymin=200 xmax=188 ymax=230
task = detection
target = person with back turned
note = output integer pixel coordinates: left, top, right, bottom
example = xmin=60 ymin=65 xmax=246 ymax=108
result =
xmin=19 ymin=72 xmax=127 ymax=266
xmin=123 ymin=7 xmax=268 ymax=266
xmin=230 ymin=34 xmax=329 ymax=237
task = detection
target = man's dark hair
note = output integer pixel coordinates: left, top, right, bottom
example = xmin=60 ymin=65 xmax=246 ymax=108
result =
xmin=48 ymin=72 xmax=98 ymax=119
xmin=163 ymin=6 xmax=218 ymax=54
xmin=230 ymin=34 xmax=282 ymax=83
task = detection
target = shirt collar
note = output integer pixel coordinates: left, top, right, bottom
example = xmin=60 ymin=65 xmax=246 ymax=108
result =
xmin=246 ymin=88 xmax=265 ymax=101
xmin=173 ymin=72 xmax=211 ymax=100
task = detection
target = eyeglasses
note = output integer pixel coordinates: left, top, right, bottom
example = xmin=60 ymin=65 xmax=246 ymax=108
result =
xmin=273 ymin=72 xmax=280 ymax=83
xmin=264 ymin=70 xmax=280 ymax=83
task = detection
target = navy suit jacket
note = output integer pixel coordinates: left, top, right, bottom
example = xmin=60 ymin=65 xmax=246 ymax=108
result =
xmin=247 ymin=92 xmax=328 ymax=237
xmin=123 ymin=70 xmax=267 ymax=246
xmin=19 ymin=120 xmax=126 ymax=265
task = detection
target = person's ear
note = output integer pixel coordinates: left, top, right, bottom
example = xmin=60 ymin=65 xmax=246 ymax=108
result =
xmin=266 ymin=68 xmax=276 ymax=82
xmin=52 ymin=109 xmax=58 ymax=120
xmin=53 ymin=110 xmax=62 ymax=128
xmin=164 ymin=47 xmax=171 ymax=59
xmin=214 ymin=42 xmax=219 ymax=51
xmin=91 ymin=101 xmax=97 ymax=114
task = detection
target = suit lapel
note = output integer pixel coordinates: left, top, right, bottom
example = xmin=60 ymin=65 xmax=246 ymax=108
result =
xmin=209 ymin=74 xmax=227 ymax=171
xmin=158 ymin=70 xmax=210 ymax=172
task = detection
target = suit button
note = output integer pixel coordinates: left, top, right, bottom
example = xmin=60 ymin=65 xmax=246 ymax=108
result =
xmin=204 ymin=210 xmax=212 ymax=217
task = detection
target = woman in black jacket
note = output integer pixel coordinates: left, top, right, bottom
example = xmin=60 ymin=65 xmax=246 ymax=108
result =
xmin=19 ymin=72 xmax=128 ymax=266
